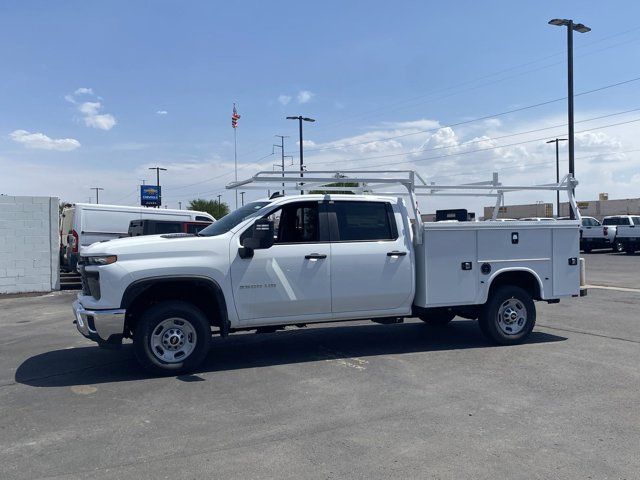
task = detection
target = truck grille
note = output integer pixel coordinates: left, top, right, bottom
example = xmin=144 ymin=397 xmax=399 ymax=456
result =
xmin=79 ymin=268 xmax=101 ymax=300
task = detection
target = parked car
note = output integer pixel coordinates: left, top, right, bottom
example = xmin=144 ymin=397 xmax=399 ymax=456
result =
xmin=603 ymin=215 xmax=640 ymax=254
xmin=559 ymin=216 xmax=614 ymax=253
xmin=73 ymin=190 xmax=585 ymax=375
xmin=60 ymin=203 xmax=215 ymax=271
xmin=128 ymin=219 xmax=212 ymax=237
xmin=519 ymin=217 xmax=557 ymax=222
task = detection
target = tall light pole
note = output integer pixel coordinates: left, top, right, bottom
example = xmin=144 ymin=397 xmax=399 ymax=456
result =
xmin=148 ymin=166 xmax=167 ymax=208
xmin=217 ymin=194 xmax=222 ymax=206
xmin=549 ymin=18 xmax=590 ymax=219
xmin=546 ymin=138 xmax=568 ymax=216
xmin=240 ymin=191 xmax=245 ymax=206
xmin=91 ymin=187 xmax=104 ymax=204
xmin=286 ymin=116 xmax=315 ymax=194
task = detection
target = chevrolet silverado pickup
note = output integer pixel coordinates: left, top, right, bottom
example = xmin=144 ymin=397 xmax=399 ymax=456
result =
xmin=73 ymin=171 xmax=585 ymax=375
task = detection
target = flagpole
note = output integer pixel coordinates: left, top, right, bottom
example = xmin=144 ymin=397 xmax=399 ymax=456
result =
xmin=234 ymin=126 xmax=238 ymax=210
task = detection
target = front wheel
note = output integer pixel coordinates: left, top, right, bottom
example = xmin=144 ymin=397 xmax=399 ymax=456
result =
xmin=133 ymin=301 xmax=211 ymax=375
xmin=478 ymin=286 xmax=536 ymax=345
xmin=613 ymin=240 xmax=624 ymax=253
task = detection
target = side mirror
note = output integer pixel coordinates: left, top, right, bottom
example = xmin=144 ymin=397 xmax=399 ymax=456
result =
xmin=239 ymin=218 xmax=274 ymax=258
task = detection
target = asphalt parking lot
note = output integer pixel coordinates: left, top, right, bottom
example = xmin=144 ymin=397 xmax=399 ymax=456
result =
xmin=1 ymin=252 xmax=639 ymax=479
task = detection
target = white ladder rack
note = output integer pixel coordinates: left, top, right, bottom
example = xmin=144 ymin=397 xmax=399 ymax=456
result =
xmin=227 ymin=169 xmax=580 ymax=243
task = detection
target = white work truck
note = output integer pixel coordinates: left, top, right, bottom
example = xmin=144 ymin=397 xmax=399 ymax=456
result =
xmin=603 ymin=215 xmax=640 ymax=253
xmin=72 ymin=171 xmax=586 ymax=374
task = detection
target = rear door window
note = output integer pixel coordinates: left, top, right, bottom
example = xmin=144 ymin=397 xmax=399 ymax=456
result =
xmin=633 ymin=217 xmax=640 ymax=226
xmin=332 ymin=201 xmax=397 ymax=241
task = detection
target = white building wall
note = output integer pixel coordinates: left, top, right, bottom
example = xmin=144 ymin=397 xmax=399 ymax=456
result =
xmin=0 ymin=196 xmax=60 ymax=294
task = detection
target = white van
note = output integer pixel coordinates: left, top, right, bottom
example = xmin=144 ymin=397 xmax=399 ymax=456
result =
xmin=60 ymin=204 xmax=215 ymax=271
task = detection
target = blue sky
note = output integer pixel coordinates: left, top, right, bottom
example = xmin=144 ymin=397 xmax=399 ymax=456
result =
xmin=1 ymin=1 xmax=640 ymax=211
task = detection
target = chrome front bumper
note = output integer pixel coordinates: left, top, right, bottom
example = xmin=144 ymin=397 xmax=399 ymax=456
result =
xmin=73 ymin=300 xmax=126 ymax=344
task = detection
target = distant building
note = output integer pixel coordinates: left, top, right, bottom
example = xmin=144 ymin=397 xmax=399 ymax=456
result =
xmin=559 ymin=195 xmax=640 ymax=220
xmin=483 ymin=202 xmax=553 ymax=220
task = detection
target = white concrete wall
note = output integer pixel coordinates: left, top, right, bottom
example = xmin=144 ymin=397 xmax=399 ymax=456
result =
xmin=0 ymin=196 xmax=60 ymax=294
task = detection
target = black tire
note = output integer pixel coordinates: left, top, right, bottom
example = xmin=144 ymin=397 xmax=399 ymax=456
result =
xmin=133 ymin=301 xmax=211 ymax=376
xmin=613 ymin=240 xmax=624 ymax=253
xmin=582 ymin=243 xmax=591 ymax=253
xmin=418 ymin=308 xmax=455 ymax=326
xmin=478 ymin=286 xmax=536 ymax=345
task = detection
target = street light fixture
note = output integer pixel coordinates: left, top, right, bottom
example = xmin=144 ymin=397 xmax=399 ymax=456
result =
xmin=548 ymin=18 xmax=590 ymax=219
xmin=546 ymin=138 xmax=568 ymax=216
xmin=286 ymin=116 xmax=316 ymax=194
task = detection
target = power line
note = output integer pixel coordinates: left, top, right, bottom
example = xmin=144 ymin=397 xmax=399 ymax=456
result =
xmin=312 ymin=107 xmax=640 ymax=167
xmin=337 ymin=117 xmax=640 ymax=171
xmin=299 ymin=75 xmax=640 ymax=156
xmin=305 ymin=28 xmax=640 ymax=136
xmin=429 ymin=148 xmax=640 ymax=182
xmin=231 ymin=27 xmax=640 ymax=161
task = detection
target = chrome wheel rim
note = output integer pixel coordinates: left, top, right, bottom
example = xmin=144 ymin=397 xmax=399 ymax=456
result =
xmin=150 ymin=317 xmax=197 ymax=363
xmin=496 ymin=298 xmax=527 ymax=335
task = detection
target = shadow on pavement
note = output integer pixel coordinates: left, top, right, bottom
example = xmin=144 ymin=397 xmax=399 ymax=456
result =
xmin=15 ymin=320 xmax=566 ymax=388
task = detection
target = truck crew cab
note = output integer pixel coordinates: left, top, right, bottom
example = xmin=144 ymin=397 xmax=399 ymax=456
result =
xmin=72 ymin=170 xmax=586 ymax=375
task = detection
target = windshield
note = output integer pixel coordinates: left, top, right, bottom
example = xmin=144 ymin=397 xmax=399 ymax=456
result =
xmin=198 ymin=201 xmax=270 ymax=237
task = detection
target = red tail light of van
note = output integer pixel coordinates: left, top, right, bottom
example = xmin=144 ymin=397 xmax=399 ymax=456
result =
xmin=70 ymin=230 xmax=79 ymax=253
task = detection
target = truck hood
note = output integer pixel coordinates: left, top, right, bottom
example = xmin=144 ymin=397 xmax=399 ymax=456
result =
xmin=81 ymin=234 xmax=228 ymax=257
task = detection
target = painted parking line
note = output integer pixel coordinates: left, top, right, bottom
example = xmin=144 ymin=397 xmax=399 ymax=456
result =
xmin=586 ymin=284 xmax=640 ymax=293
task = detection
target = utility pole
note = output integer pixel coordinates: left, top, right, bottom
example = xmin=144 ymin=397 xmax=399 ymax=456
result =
xmin=240 ymin=192 xmax=245 ymax=206
xmin=546 ymin=138 xmax=568 ymax=217
xmin=91 ymin=187 xmax=104 ymax=204
xmin=148 ymin=166 xmax=167 ymax=208
xmin=274 ymin=135 xmax=289 ymax=195
xmin=217 ymin=194 xmax=222 ymax=205
xmin=178 ymin=201 xmax=182 ymax=210
xmin=138 ymin=179 xmax=146 ymax=185
xmin=286 ymin=116 xmax=315 ymax=194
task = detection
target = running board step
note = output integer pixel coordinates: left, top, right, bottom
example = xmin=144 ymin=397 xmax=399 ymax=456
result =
xmin=371 ymin=317 xmax=404 ymax=325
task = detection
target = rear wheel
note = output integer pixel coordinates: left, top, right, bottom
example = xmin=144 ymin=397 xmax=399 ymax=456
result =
xmin=613 ymin=240 xmax=624 ymax=253
xmin=418 ymin=308 xmax=455 ymax=326
xmin=133 ymin=301 xmax=211 ymax=375
xmin=581 ymin=243 xmax=592 ymax=253
xmin=478 ymin=286 xmax=536 ymax=345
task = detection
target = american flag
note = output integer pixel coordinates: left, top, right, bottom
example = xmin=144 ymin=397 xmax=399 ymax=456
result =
xmin=231 ymin=103 xmax=241 ymax=129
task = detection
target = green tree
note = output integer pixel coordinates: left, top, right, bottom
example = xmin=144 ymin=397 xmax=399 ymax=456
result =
xmin=187 ymin=198 xmax=230 ymax=219
xmin=309 ymin=182 xmax=359 ymax=195
xmin=309 ymin=173 xmax=360 ymax=195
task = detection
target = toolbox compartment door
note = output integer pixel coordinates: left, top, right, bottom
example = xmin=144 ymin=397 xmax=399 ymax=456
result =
xmin=552 ymin=227 xmax=580 ymax=297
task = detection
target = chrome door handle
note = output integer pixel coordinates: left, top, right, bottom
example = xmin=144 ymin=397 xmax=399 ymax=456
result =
xmin=305 ymin=253 xmax=327 ymax=259
xmin=387 ymin=251 xmax=407 ymax=257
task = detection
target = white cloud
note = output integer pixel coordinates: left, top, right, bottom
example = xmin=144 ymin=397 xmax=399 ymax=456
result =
xmin=297 ymin=90 xmax=315 ymax=104
xmin=65 ymin=88 xmax=117 ymax=131
xmin=78 ymin=101 xmax=116 ymax=130
xmin=156 ymin=110 xmax=168 ymax=115
xmin=9 ymin=130 xmax=80 ymax=151
xmin=277 ymin=95 xmax=292 ymax=106
xmin=74 ymin=87 xmax=93 ymax=96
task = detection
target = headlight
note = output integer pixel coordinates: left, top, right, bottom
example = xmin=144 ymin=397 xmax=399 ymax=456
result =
xmin=84 ymin=255 xmax=117 ymax=266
